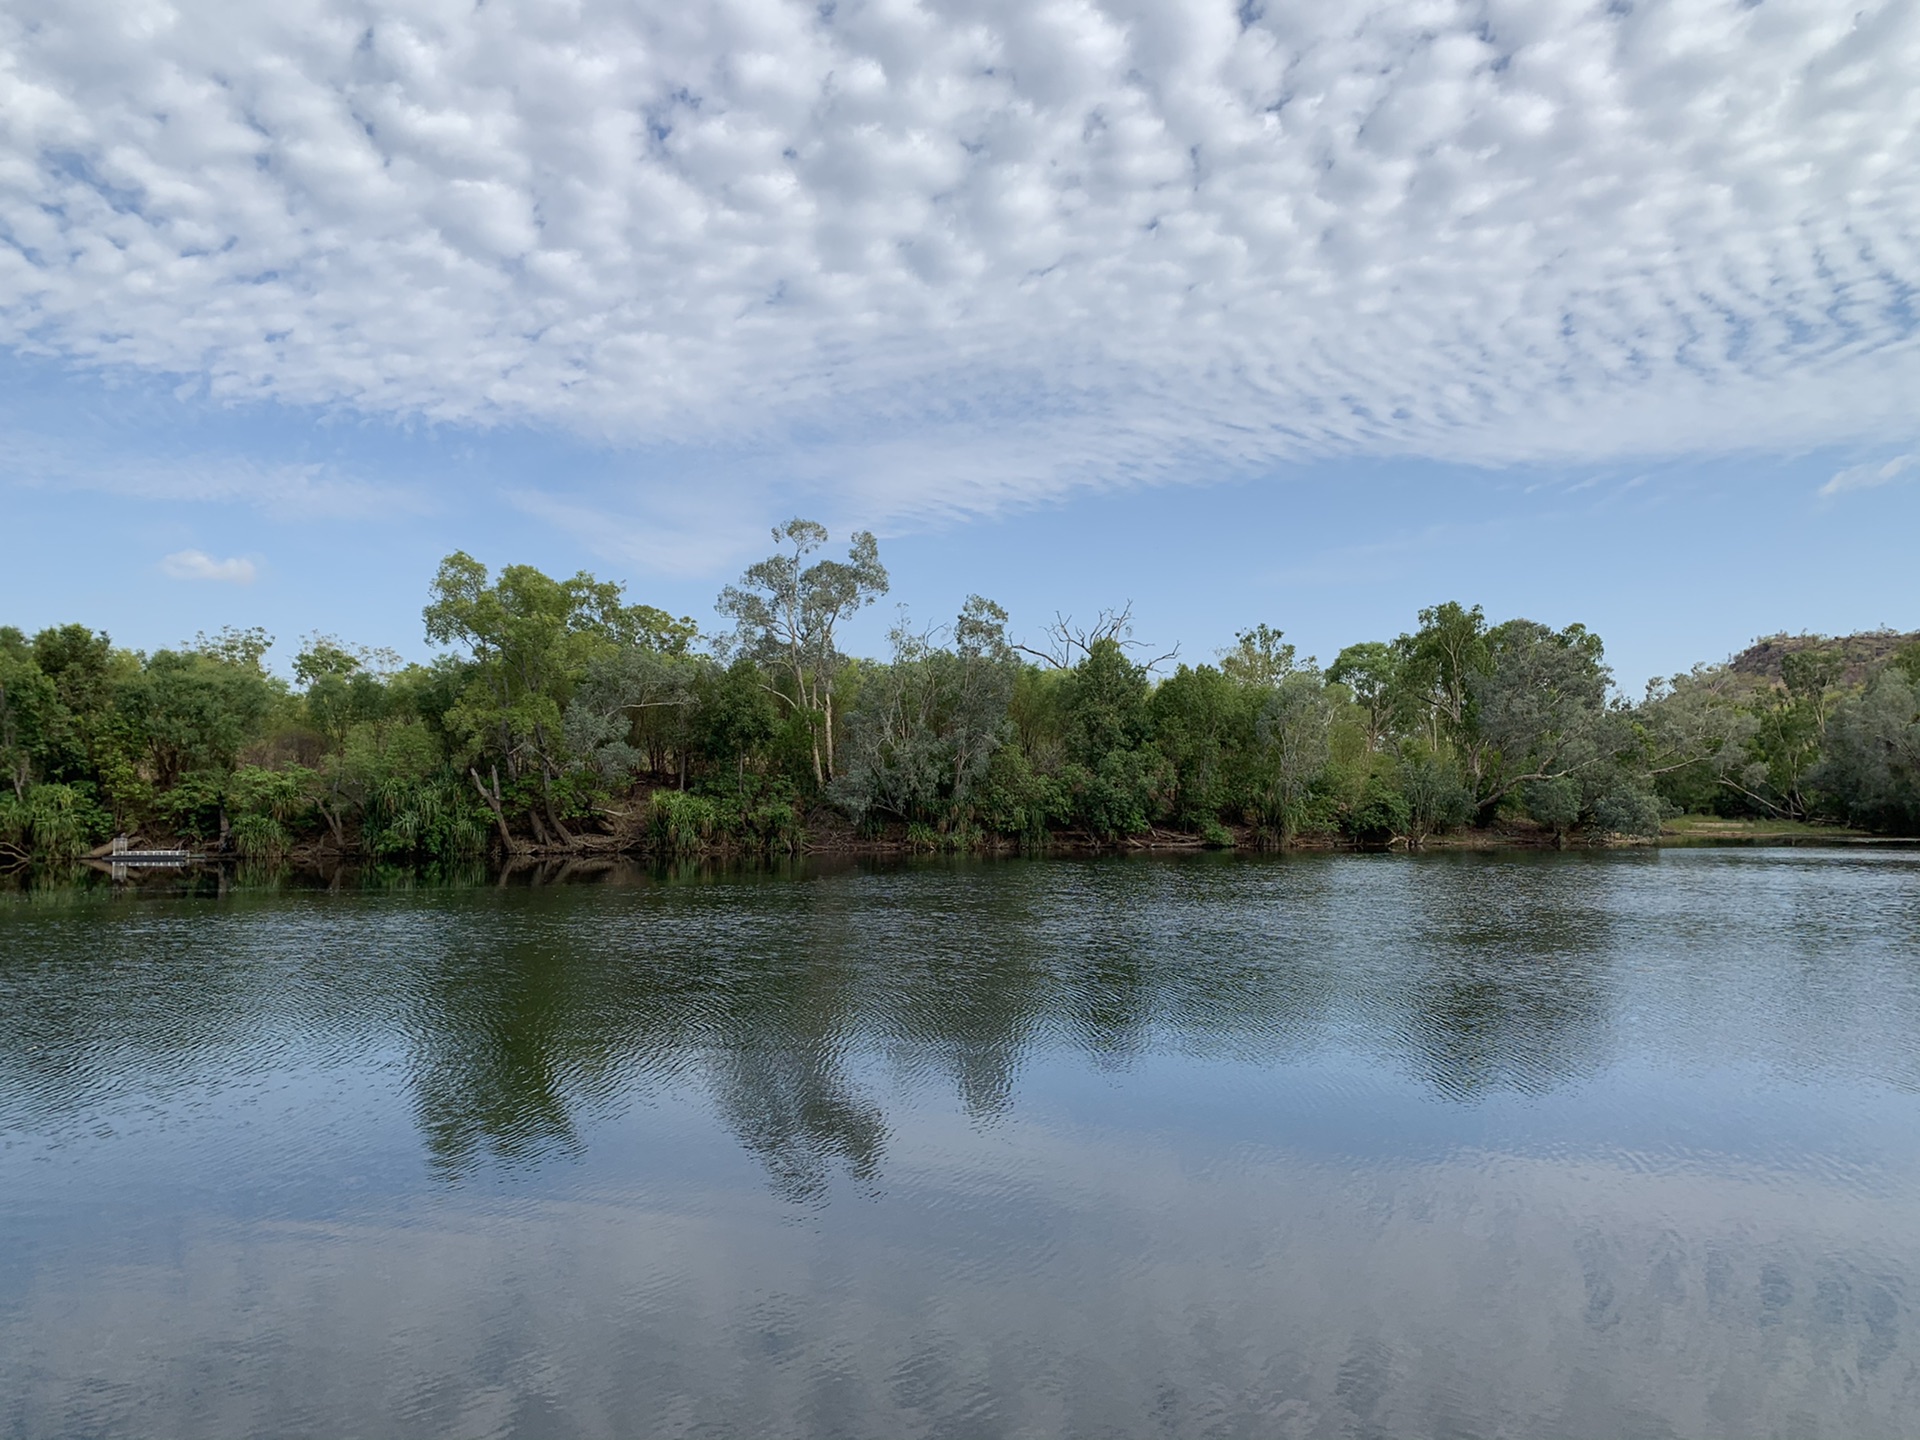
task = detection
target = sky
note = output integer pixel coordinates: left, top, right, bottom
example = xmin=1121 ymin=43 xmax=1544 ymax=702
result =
xmin=2 ymin=0 xmax=1917 ymax=692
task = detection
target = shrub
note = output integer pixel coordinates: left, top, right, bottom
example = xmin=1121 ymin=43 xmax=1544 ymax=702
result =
xmin=364 ymin=773 xmax=488 ymax=861
xmin=651 ymin=791 xmax=719 ymax=856
xmin=1344 ymin=777 xmax=1410 ymax=842
xmin=0 ymin=784 xmax=110 ymax=862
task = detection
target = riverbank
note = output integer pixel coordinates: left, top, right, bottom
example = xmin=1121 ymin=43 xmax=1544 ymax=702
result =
xmin=24 ymin=811 xmax=1916 ymax=892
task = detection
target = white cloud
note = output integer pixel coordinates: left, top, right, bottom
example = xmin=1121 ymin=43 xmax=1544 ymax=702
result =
xmin=1 ymin=426 xmax=431 ymax=520
xmin=1818 ymin=453 xmax=1917 ymax=499
xmin=3 ymin=0 xmax=1919 ymax=529
xmin=161 ymin=549 xmax=258 ymax=583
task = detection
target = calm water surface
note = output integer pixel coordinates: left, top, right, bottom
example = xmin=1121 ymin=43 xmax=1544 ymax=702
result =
xmin=2 ymin=850 xmax=1918 ymax=1439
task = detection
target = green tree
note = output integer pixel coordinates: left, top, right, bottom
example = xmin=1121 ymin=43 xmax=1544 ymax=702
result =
xmin=1058 ymin=638 xmax=1162 ymax=839
xmin=1818 ymin=667 xmax=1920 ymax=833
xmin=832 ymin=597 xmax=1016 ymax=825
xmin=1249 ymin=669 xmax=1337 ymax=839
xmin=1464 ymin=619 xmax=1616 ymax=820
xmin=1327 ymin=641 xmax=1402 ymax=750
xmin=424 ymin=552 xmax=692 ymax=846
xmin=692 ymin=658 xmax=782 ymax=789
xmin=1396 ymin=602 xmax=1490 ymax=750
xmin=122 ymin=648 xmax=279 ymax=791
xmin=716 ymin=519 xmax=889 ymax=787
xmin=0 ymin=629 xmax=60 ymax=800
xmin=1635 ymin=665 xmax=1762 ymax=816
xmin=1148 ymin=664 xmax=1245 ymax=829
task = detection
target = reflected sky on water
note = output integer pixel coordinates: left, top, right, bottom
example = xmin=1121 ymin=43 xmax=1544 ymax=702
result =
xmin=3 ymin=850 xmax=1918 ymax=1439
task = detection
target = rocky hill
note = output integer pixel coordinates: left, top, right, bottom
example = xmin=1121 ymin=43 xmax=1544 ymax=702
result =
xmin=1729 ymin=630 xmax=1918 ymax=688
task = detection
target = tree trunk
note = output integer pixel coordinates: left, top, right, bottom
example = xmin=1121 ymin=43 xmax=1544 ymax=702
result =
xmin=470 ymin=766 xmax=515 ymax=850
xmin=539 ymin=769 xmax=575 ymax=844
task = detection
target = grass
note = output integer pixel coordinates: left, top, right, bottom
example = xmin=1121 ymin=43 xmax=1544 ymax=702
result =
xmin=1660 ymin=814 xmax=1867 ymax=841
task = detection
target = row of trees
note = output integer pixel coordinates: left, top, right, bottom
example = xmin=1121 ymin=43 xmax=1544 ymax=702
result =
xmin=3 ymin=520 xmax=1916 ymax=867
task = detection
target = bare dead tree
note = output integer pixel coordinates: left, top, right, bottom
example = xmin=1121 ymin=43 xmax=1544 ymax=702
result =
xmin=1011 ymin=603 xmax=1179 ymax=672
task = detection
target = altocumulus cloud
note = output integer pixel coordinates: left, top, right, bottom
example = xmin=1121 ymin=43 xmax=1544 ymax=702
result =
xmin=161 ymin=550 xmax=258 ymax=584
xmin=3 ymin=0 xmax=1919 ymax=523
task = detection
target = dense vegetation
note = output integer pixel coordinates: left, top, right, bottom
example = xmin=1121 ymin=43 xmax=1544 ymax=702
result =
xmin=3 ymin=519 xmax=1916 ymax=868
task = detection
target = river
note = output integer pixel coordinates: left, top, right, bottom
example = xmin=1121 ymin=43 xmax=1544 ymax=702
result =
xmin=2 ymin=849 xmax=1917 ymax=1438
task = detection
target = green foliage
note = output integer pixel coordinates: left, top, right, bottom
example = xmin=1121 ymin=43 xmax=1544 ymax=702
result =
xmin=1345 ymin=774 xmax=1411 ymax=842
xmin=1149 ymin=664 xmax=1246 ymax=828
xmin=1327 ymin=641 xmax=1402 ymax=747
xmin=122 ymin=647 xmax=280 ymax=786
xmin=1396 ymin=751 xmax=1474 ymax=843
xmin=717 ymin=519 xmax=889 ymax=786
xmin=0 ymin=783 xmax=109 ymax=863
xmin=228 ymin=812 xmax=292 ymax=859
xmin=1589 ymin=786 xmax=1666 ymax=839
xmin=650 ymin=781 xmax=801 ymax=855
xmin=362 ymin=772 xmax=490 ymax=861
xmin=973 ymin=743 xmax=1067 ymax=845
xmin=1893 ymin=640 xmax=1920 ymax=685
xmin=1248 ymin=670 xmax=1337 ymax=837
xmin=832 ymin=598 xmax=1015 ymax=825
xmin=1197 ymin=818 xmax=1236 ymax=848
xmin=8 ymin=554 xmax=1911 ymax=866
xmin=1521 ymin=776 xmax=1582 ymax=837
xmin=1818 ymin=667 xmax=1920 ymax=833
xmin=0 ymin=629 xmax=60 ymax=799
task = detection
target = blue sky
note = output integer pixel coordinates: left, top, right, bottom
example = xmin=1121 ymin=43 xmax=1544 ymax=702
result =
xmin=3 ymin=0 xmax=1917 ymax=692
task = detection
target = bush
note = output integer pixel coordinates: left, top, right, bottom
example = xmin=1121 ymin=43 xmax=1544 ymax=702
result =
xmin=1521 ymin=777 xmax=1582 ymax=837
xmin=650 ymin=787 xmax=802 ymax=856
xmin=1589 ymin=787 xmax=1665 ymax=839
xmin=228 ymin=812 xmax=292 ymax=859
xmin=1397 ymin=752 xmax=1474 ymax=842
xmin=364 ymin=773 xmax=489 ymax=861
xmin=973 ymin=745 xmax=1067 ymax=845
xmin=650 ymin=791 xmax=720 ymax=856
xmin=0 ymin=784 xmax=111 ymax=862
xmin=1344 ymin=776 xmax=1411 ymax=842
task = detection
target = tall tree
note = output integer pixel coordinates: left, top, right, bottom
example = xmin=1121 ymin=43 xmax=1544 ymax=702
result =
xmin=716 ymin=520 xmax=889 ymax=786
xmin=1327 ymin=641 xmax=1401 ymax=750
xmin=0 ymin=629 xmax=60 ymax=800
xmin=1465 ymin=619 xmax=1615 ymax=819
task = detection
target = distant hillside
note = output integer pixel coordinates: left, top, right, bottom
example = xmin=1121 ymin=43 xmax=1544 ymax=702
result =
xmin=1729 ymin=630 xmax=1919 ymax=688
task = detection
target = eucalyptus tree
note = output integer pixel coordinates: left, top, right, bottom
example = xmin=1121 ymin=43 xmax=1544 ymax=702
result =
xmin=1219 ymin=623 xmax=1299 ymax=688
xmin=1396 ymin=602 xmax=1491 ymax=750
xmin=563 ymin=645 xmax=704 ymax=787
xmin=832 ymin=596 xmax=1016 ymax=825
xmin=1250 ymin=669 xmax=1338 ymax=839
xmin=716 ymin=519 xmax=889 ymax=787
xmin=1326 ymin=641 xmax=1402 ymax=750
xmin=1634 ymin=664 xmax=1762 ymax=814
xmin=1737 ymin=647 xmax=1848 ymax=820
